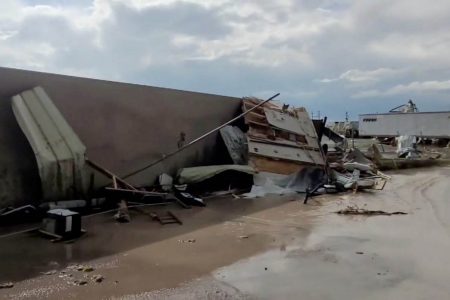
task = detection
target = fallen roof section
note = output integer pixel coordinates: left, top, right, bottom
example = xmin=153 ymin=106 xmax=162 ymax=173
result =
xmin=11 ymin=86 xmax=87 ymax=200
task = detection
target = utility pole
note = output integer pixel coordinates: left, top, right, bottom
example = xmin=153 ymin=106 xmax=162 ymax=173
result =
xmin=347 ymin=112 xmax=355 ymax=148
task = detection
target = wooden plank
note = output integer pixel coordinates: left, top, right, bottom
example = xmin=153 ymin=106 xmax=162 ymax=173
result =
xmin=246 ymin=120 xmax=270 ymax=127
xmin=104 ymin=187 xmax=167 ymax=196
xmin=168 ymin=211 xmax=183 ymax=225
xmin=248 ymin=139 xmax=325 ymax=165
xmin=247 ymin=127 xmax=310 ymax=146
xmin=243 ymin=98 xmax=282 ymax=111
xmin=247 ymin=136 xmax=319 ymax=151
xmin=86 ymin=159 xmax=137 ymax=190
xmin=249 ymin=155 xmax=306 ymax=175
xmin=248 ymin=111 xmax=266 ymax=119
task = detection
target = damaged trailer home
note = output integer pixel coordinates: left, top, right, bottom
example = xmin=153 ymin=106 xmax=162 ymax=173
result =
xmin=178 ymin=97 xmax=328 ymax=197
xmin=212 ymin=98 xmax=331 ymax=199
xmin=178 ymin=97 xmax=387 ymax=200
xmin=242 ymin=98 xmax=325 ymax=174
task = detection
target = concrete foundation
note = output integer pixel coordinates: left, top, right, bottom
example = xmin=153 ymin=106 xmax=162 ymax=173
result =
xmin=0 ymin=67 xmax=241 ymax=208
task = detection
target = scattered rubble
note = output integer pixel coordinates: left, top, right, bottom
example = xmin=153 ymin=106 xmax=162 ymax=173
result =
xmin=26 ymin=262 xmax=106 ymax=288
xmin=178 ymin=239 xmax=196 ymax=243
xmin=336 ymin=206 xmax=407 ymax=216
xmin=114 ymin=200 xmax=131 ymax=223
xmin=0 ymin=282 xmax=14 ymax=289
xmin=67 ymin=264 xmax=95 ymax=272
xmin=73 ymin=279 xmax=88 ymax=286
xmin=41 ymin=270 xmax=57 ymax=275
xmin=83 ymin=266 xmax=94 ymax=272
xmin=91 ymin=274 xmax=104 ymax=283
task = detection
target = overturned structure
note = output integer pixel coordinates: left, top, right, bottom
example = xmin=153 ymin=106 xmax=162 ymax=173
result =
xmin=0 ymin=67 xmax=241 ymax=208
xmin=242 ymin=98 xmax=325 ymax=174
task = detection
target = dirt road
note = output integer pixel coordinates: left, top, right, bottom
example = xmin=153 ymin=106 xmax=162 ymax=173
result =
xmin=1 ymin=167 xmax=450 ymax=299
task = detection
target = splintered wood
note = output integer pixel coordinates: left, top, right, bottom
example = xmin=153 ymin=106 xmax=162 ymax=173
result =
xmin=242 ymin=97 xmax=325 ymax=174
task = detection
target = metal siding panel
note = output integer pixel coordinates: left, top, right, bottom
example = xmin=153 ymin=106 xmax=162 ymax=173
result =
xmin=248 ymin=140 xmax=325 ymax=165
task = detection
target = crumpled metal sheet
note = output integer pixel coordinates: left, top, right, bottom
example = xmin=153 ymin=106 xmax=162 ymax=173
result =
xmin=243 ymin=167 xmax=326 ymax=198
xmin=177 ymin=165 xmax=256 ymax=184
xmin=220 ymin=126 xmax=248 ymax=165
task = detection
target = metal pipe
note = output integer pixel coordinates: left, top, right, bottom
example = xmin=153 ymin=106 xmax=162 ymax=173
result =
xmin=122 ymin=93 xmax=280 ymax=179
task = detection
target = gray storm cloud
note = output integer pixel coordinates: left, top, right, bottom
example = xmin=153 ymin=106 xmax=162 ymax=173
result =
xmin=1 ymin=0 xmax=449 ymax=119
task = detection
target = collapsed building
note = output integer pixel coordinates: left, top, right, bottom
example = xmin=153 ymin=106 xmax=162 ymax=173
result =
xmin=0 ymin=67 xmax=395 ymax=233
xmin=0 ymin=67 xmax=332 ymax=208
xmin=0 ymin=67 xmax=241 ymax=208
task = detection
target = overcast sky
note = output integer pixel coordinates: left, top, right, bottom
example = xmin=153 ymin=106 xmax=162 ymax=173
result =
xmin=1 ymin=0 xmax=450 ymax=120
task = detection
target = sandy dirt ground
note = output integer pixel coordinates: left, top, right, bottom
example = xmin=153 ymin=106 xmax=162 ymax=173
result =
xmin=1 ymin=166 xmax=450 ymax=299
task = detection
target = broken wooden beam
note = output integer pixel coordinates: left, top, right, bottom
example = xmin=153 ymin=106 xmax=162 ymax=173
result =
xmin=104 ymin=187 xmax=167 ymax=197
xmin=86 ymin=159 xmax=137 ymax=190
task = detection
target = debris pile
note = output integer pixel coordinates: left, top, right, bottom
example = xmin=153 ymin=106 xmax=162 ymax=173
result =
xmin=0 ymin=282 xmax=14 ymax=289
xmin=1 ymin=90 xmax=396 ymax=232
xmin=328 ymin=148 xmax=388 ymax=193
xmin=7 ymin=88 xmax=447 ymax=242
xmin=336 ymin=205 xmax=407 ymax=216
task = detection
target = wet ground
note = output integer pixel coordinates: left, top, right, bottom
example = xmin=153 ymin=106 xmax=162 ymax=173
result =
xmin=1 ymin=166 xmax=450 ymax=299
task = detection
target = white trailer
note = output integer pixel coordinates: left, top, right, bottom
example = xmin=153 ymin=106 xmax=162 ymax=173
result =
xmin=359 ymin=111 xmax=450 ymax=138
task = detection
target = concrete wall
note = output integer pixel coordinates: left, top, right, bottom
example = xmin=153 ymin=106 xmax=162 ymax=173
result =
xmin=0 ymin=67 xmax=242 ymax=208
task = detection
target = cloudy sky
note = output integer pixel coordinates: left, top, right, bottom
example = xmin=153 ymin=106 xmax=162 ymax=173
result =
xmin=1 ymin=0 xmax=450 ymax=120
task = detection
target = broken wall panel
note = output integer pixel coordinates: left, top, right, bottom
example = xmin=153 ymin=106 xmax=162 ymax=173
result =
xmin=264 ymin=109 xmax=318 ymax=147
xmin=248 ymin=140 xmax=324 ymax=164
xmin=264 ymin=108 xmax=310 ymax=136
